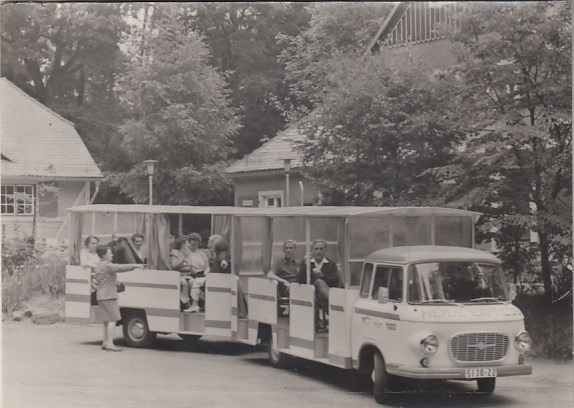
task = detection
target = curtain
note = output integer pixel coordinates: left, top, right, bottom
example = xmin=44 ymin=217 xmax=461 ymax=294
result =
xmin=148 ymin=214 xmax=170 ymax=270
xmin=261 ymin=217 xmax=273 ymax=276
xmin=212 ymin=214 xmax=232 ymax=244
xmin=336 ymin=217 xmax=348 ymax=288
xmin=70 ymin=212 xmax=83 ymax=265
xmin=231 ymin=217 xmax=242 ymax=275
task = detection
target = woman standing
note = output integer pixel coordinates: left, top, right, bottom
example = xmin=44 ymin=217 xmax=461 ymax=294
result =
xmin=94 ymin=245 xmax=143 ymax=351
xmin=80 ymin=235 xmax=100 ymax=305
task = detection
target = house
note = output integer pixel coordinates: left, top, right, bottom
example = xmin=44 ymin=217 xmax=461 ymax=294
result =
xmin=226 ymin=2 xmax=459 ymax=208
xmin=226 ymin=126 xmax=317 ymax=207
xmin=0 ymin=78 xmax=103 ymax=242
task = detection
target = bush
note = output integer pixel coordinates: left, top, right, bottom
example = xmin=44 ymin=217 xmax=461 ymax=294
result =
xmin=2 ymin=238 xmax=67 ymax=313
xmin=514 ymin=292 xmax=573 ymax=360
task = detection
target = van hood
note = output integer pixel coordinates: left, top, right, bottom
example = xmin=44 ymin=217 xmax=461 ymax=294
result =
xmin=400 ymin=303 xmax=524 ymax=323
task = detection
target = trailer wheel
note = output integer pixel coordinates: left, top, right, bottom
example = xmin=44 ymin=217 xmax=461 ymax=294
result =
xmin=477 ymin=378 xmax=496 ymax=395
xmin=372 ymin=351 xmax=392 ymax=403
xmin=267 ymin=331 xmax=288 ymax=368
xmin=122 ymin=311 xmax=156 ymax=348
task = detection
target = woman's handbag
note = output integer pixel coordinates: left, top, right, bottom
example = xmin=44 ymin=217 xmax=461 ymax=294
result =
xmin=117 ymin=282 xmax=126 ymax=293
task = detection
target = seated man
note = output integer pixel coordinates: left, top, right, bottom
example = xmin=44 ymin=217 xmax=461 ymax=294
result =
xmin=131 ymin=233 xmax=147 ymax=264
xmin=267 ymin=240 xmax=298 ymax=298
xmin=296 ymin=239 xmax=342 ymax=331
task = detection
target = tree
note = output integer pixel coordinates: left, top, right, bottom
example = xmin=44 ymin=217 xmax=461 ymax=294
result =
xmin=1 ymin=3 xmax=132 ymax=191
xmin=432 ymin=2 xmax=572 ymax=303
xmin=295 ymin=57 xmax=464 ymax=206
xmin=184 ymin=3 xmax=311 ymax=157
xmin=111 ymin=7 xmax=240 ymax=205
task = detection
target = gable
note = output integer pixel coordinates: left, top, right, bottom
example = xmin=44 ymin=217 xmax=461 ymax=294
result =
xmin=226 ymin=127 xmax=304 ymax=175
xmin=365 ymin=1 xmax=461 ymax=55
xmin=0 ymin=78 xmax=103 ymax=179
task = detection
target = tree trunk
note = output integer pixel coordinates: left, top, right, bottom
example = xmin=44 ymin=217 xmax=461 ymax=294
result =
xmin=538 ymin=232 xmax=553 ymax=305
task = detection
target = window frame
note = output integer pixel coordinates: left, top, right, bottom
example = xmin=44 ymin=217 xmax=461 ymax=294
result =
xmin=359 ymin=263 xmax=374 ymax=298
xmin=258 ymin=190 xmax=284 ymax=208
xmin=371 ymin=264 xmax=404 ymax=302
xmin=1 ymin=184 xmax=35 ymax=216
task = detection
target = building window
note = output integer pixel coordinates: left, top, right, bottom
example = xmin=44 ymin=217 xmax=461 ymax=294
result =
xmin=258 ymin=190 xmax=284 ymax=208
xmin=1 ymin=185 xmax=35 ymax=215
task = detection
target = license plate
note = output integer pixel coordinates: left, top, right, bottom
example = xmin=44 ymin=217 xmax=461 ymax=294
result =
xmin=464 ymin=367 xmax=497 ymax=378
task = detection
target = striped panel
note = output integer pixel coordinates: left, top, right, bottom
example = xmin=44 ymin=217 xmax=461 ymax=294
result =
xmin=249 ymin=293 xmax=275 ymax=302
xmin=65 ymin=316 xmax=91 ymax=325
xmin=329 ymin=354 xmax=353 ymax=368
xmin=330 ymin=305 xmax=344 ymax=312
xmin=289 ymin=336 xmax=314 ymax=350
xmin=205 ymin=320 xmax=232 ymax=329
xmin=124 ymin=282 xmax=178 ymax=290
xmin=66 ymin=278 xmax=89 ymax=284
xmin=291 ymin=299 xmax=312 ymax=308
xmin=66 ymin=293 xmax=90 ymax=303
xmin=354 ymin=308 xmax=400 ymax=321
xmin=143 ymin=308 xmax=180 ymax=318
xmin=207 ymin=286 xmax=231 ymax=293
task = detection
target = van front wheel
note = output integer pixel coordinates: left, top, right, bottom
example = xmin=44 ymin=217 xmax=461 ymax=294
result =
xmin=477 ymin=378 xmax=495 ymax=395
xmin=372 ymin=351 xmax=392 ymax=403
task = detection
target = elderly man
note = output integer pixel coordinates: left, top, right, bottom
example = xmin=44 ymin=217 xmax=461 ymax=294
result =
xmin=296 ymin=239 xmax=342 ymax=331
xmin=267 ymin=240 xmax=299 ymax=298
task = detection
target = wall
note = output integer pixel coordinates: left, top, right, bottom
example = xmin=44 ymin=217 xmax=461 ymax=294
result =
xmin=231 ymin=170 xmax=317 ymax=208
xmin=379 ymin=38 xmax=458 ymax=73
xmin=1 ymin=178 xmax=90 ymax=242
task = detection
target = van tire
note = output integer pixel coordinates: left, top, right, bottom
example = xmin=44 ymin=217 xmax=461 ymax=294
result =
xmin=477 ymin=378 xmax=495 ymax=395
xmin=372 ymin=351 xmax=392 ymax=403
xmin=122 ymin=311 xmax=156 ymax=348
xmin=267 ymin=331 xmax=288 ymax=368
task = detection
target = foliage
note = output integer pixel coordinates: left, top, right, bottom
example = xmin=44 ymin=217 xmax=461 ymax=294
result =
xmin=111 ymin=7 xmax=240 ymax=205
xmin=515 ymin=293 xmax=573 ymax=360
xmin=279 ymin=2 xmax=392 ymax=115
xmin=294 ymin=56 xmax=465 ymax=206
xmin=187 ymin=3 xmax=311 ymax=156
xmin=430 ymin=1 xmax=572 ymax=302
xmin=1 ymin=238 xmax=67 ymax=313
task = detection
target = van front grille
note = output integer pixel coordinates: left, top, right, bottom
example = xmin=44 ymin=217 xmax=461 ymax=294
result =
xmin=451 ymin=333 xmax=509 ymax=362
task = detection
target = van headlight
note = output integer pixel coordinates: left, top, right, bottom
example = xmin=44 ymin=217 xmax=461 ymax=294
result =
xmin=420 ymin=335 xmax=439 ymax=355
xmin=514 ymin=331 xmax=532 ymax=352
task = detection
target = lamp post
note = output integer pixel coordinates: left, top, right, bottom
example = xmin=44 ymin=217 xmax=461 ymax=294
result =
xmin=143 ymin=160 xmax=158 ymax=205
xmin=283 ymin=158 xmax=291 ymax=207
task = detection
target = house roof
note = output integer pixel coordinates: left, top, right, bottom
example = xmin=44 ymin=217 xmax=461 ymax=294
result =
xmin=0 ymin=78 xmax=103 ymax=180
xmin=226 ymin=126 xmax=304 ymax=175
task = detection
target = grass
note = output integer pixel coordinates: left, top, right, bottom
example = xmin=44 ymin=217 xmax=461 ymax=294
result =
xmin=514 ymin=293 xmax=573 ymax=360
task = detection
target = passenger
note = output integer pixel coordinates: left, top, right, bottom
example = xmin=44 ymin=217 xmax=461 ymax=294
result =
xmin=268 ymin=240 xmax=298 ymax=298
xmin=94 ymin=245 xmax=144 ymax=351
xmin=210 ymin=239 xmax=231 ymax=274
xmin=187 ymin=232 xmax=210 ymax=312
xmin=205 ymin=234 xmax=223 ymax=269
xmin=131 ymin=233 xmax=147 ymax=264
xmin=296 ymin=239 xmax=342 ymax=331
xmin=80 ymin=235 xmax=100 ymax=305
xmin=210 ymin=239 xmax=248 ymax=318
xmin=169 ymin=234 xmax=210 ymax=313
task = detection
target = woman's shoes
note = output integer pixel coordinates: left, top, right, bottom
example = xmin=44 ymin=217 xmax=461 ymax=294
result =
xmin=103 ymin=346 xmax=123 ymax=352
xmin=184 ymin=305 xmax=200 ymax=313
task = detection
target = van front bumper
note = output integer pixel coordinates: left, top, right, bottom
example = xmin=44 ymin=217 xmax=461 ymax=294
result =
xmin=386 ymin=363 xmax=532 ymax=380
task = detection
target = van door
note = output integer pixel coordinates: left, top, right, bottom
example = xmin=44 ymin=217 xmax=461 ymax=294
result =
xmin=356 ymin=265 xmax=403 ymax=362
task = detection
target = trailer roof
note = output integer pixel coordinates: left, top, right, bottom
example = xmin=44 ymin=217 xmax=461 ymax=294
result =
xmin=69 ymin=204 xmax=481 ymax=219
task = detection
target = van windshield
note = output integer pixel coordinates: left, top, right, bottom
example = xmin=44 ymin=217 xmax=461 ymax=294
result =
xmin=407 ymin=261 xmax=508 ymax=304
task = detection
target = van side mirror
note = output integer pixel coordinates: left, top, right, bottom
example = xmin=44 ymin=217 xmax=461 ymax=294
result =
xmin=509 ymin=284 xmax=517 ymax=301
xmin=377 ymin=287 xmax=389 ymax=304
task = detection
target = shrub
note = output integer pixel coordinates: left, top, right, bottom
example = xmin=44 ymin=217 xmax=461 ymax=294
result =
xmin=514 ymin=292 xmax=573 ymax=360
xmin=2 ymin=238 xmax=67 ymax=313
